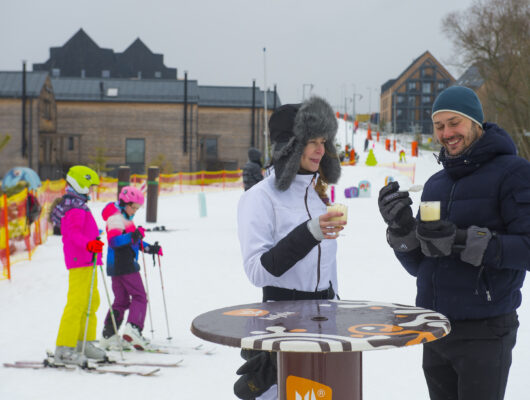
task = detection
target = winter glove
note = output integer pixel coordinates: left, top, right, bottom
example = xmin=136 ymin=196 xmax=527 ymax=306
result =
xmin=145 ymin=243 xmax=163 ymax=256
xmin=378 ymin=182 xmax=415 ymax=234
xmin=386 ymin=227 xmax=420 ymax=252
xmin=86 ymin=239 xmax=104 ymax=254
xmin=416 ymin=220 xmax=456 ymax=257
xmin=458 ymin=226 xmax=493 ymax=266
xmin=130 ymin=227 xmax=145 ymax=242
xmin=234 ymin=351 xmax=277 ymax=400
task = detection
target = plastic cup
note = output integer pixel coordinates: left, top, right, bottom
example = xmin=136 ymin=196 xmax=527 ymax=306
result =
xmin=327 ymin=203 xmax=348 ymax=224
xmin=420 ymin=201 xmax=440 ymax=222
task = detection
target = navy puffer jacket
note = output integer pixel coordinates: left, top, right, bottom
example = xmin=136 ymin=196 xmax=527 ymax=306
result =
xmin=396 ymin=123 xmax=530 ymax=321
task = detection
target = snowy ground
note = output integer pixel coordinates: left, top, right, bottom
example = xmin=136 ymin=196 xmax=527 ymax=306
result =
xmin=1 ymin=126 xmax=529 ymax=399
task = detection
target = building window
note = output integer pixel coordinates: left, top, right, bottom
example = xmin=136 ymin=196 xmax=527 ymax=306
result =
xmin=422 ymin=96 xmax=431 ymax=104
xmin=154 ymin=71 xmax=161 ymax=78
xmin=42 ymin=99 xmax=51 ymax=120
xmin=102 ymin=70 xmax=110 ymax=78
xmin=397 ymin=95 xmax=404 ymax=104
xmin=437 ymin=82 xmax=446 ymax=90
xmin=52 ymin=68 xmax=60 ymax=77
xmin=68 ymin=136 xmax=74 ymax=151
xmin=397 ymin=109 xmax=404 ymax=119
xmin=126 ymin=139 xmax=145 ymax=164
xmin=422 ymin=83 xmax=431 ymax=94
xmin=205 ymin=138 xmax=218 ymax=158
xmin=423 ymin=109 xmax=432 ymax=120
xmin=408 ymin=96 xmax=415 ymax=106
xmin=422 ymin=67 xmax=433 ymax=78
xmin=408 ymin=82 xmax=416 ymax=91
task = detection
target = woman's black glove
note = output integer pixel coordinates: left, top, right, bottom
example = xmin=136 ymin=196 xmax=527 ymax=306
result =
xmin=233 ymin=351 xmax=277 ymax=399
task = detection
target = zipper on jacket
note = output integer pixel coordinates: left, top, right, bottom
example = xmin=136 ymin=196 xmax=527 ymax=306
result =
xmin=446 ymin=182 xmax=457 ymax=217
xmin=304 ymin=174 xmax=321 ymax=293
xmin=474 ymin=265 xmax=492 ymax=301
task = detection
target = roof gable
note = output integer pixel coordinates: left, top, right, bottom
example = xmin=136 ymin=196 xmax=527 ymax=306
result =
xmin=0 ymin=71 xmax=50 ymax=98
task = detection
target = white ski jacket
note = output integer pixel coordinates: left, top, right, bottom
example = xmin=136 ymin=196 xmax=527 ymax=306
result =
xmin=237 ymin=171 xmax=338 ymax=294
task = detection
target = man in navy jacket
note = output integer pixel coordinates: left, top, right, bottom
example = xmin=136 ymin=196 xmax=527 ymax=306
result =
xmin=378 ymin=86 xmax=530 ymax=400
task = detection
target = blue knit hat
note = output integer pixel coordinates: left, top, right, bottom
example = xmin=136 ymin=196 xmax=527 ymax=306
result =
xmin=432 ymin=86 xmax=484 ymax=126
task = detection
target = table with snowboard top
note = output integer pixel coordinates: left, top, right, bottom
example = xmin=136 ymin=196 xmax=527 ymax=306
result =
xmin=191 ymin=299 xmax=450 ymax=400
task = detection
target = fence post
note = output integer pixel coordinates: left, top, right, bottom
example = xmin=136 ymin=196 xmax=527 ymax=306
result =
xmin=117 ymin=166 xmax=131 ymax=200
xmin=2 ymin=194 xmax=11 ymax=280
xmin=146 ymin=166 xmax=160 ymax=223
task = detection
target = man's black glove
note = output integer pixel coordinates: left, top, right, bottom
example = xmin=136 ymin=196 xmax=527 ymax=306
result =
xmin=416 ymin=220 xmax=456 ymax=257
xmin=234 ymin=351 xmax=277 ymax=399
xmin=378 ymin=182 xmax=415 ymax=234
xmin=458 ymin=226 xmax=493 ymax=266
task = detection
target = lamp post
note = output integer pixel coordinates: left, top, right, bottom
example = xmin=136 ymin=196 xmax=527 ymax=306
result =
xmin=302 ymin=83 xmax=313 ymax=101
xmin=263 ymin=47 xmax=269 ymax=165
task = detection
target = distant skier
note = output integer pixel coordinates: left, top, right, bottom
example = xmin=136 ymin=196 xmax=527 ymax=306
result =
xmin=53 ymin=165 xmax=106 ymax=365
xmin=364 ymin=137 xmax=369 ymax=152
xmin=99 ymin=186 xmax=163 ymax=351
xmin=242 ymin=147 xmax=263 ymax=191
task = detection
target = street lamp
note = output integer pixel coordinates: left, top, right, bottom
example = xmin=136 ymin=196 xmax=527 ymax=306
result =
xmin=302 ymin=84 xmax=313 ymax=101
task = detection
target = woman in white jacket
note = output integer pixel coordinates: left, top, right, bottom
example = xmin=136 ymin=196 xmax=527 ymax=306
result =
xmin=235 ymin=96 xmax=346 ymax=400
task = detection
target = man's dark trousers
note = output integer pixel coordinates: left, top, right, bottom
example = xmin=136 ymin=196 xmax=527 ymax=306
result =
xmin=423 ymin=312 xmax=519 ymax=400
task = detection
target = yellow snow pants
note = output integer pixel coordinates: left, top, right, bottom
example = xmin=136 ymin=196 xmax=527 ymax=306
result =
xmin=56 ymin=266 xmax=100 ymax=347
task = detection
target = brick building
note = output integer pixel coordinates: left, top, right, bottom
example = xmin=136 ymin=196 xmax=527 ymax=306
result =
xmin=0 ymin=70 xmax=56 ymax=178
xmin=0 ymin=30 xmax=281 ymax=180
xmin=380 ymin=51 xmax=454 ymax=134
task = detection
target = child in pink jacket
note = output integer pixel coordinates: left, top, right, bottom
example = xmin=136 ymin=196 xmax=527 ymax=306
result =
xmin=52 ymin=166 xmax=105 ymax=365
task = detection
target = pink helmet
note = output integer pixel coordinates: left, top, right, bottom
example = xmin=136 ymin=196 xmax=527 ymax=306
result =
xmin=119 ymin=186 xmax=145 ymax=206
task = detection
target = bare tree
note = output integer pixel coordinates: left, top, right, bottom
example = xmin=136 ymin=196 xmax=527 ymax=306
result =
xmin=442 ymin=0 xmax=530 ymax=159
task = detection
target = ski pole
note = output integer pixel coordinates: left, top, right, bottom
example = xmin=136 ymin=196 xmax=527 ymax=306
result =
xmin=155 ymin=244 xmax=172 ymax=341
xmin=81 ymin=249 xmax=98 ymax=357
xmin=140 ymin=241 xmax=154 ymax=338
xmin=98 ymin=263 xmax=124 ymax=360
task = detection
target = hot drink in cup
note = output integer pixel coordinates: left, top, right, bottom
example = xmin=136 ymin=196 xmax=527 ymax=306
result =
xmin=420 ymin=201 xmax=441 ymax=222
xmin=327 ymin=203 xmax=348 ymax=224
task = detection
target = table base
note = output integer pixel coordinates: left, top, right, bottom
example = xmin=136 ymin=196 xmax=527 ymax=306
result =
xmin=277 ymin=351 xmax=362 ymax=400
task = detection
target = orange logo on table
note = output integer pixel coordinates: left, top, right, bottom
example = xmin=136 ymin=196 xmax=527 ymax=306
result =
xmin=223 ymin=308 xmax=269 ymax=317
xmin=286 ymin=376 xmax=332 ymax=400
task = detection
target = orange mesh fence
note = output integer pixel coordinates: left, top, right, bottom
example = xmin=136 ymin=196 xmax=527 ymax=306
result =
xmin=1 ymin=170 xmax=241 ymax=280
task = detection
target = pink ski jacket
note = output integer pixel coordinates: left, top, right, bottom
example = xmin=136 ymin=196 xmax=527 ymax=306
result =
xmin=61 ymin=207 xmax=102 ymax=269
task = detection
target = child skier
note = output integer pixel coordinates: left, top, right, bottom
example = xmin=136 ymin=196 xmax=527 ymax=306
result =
xmin=99 ymin=186 xmax=163 ymax=351
xmin=53 ymin=165 xmax=106 ymax=365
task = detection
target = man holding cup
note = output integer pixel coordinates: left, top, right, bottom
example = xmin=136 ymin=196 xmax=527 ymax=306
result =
xmin=377 ymin=86 xmax=530 ymax=400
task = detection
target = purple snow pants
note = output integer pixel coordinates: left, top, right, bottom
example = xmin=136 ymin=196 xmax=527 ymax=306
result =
xmin=105 ymin=272 xmax=147 ymax=330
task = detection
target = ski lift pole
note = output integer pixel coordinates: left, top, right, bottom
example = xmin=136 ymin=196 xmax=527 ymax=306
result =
xmin=155 ymin=244 xmax=172 ymax=340
xmin=98 ymin=263 xmax=124 ymax=360
xmin=140 ymin=241 xmax=155 ymax=338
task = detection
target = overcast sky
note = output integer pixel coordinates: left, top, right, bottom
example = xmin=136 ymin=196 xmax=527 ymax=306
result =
xmin=1 ymin=0 xmax=476 ymax=114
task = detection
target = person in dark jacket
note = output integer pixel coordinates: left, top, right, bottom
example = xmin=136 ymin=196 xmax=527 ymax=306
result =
xmin=242 ymin=147 xmax=263 ymax=191
xmin=378 ymin=86 xmax=530 ymax=400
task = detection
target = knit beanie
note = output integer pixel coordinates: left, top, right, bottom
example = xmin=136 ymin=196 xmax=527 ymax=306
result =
xmin=269 ymin=96 xmax=341 ymax=191
xmin=432 ymin=86 xmax=484 ymax=126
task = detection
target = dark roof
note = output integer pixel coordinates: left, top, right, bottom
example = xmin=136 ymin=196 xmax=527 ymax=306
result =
xmin=0 ymin=71 xmax=49 ymax=98
xmin=198 ymin=86 xmax=281 ymax=108
xmin=454 ymin=65 xmax=484 ymax=89
xmin=51 ymin=76 xmax=199 ymax=103
xmin=34 ymin=28 xmax=177 ymax=80
xmin=381 ymin=79 xmax=396 ymax=93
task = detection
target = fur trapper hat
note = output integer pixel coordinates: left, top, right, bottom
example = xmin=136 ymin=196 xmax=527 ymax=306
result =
xmin=269 ymin=96 xmax=340 ymax=191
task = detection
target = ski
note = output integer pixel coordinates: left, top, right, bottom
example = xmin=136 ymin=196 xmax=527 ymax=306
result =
xmin=44 ymin=351 xmax=182 ymax=367
xmin=148 ymin=342 xmax=217 ymax=355
xmin=4 ymin=360 xmax=160 ymax=377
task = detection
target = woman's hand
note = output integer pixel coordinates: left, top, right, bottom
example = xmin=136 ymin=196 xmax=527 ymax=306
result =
xmin=319 ymin=211 xmax=347 ymax=239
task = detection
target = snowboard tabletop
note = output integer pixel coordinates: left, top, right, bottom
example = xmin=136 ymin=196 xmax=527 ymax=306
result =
xmin=191 ymin=299 xmax=450 ymax=353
